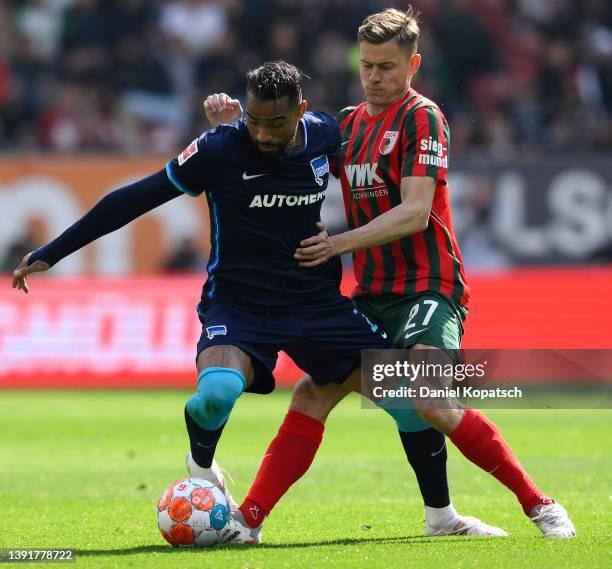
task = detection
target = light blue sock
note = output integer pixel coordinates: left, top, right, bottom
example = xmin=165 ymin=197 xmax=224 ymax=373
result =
xmin=377 ymin=379 xmax=430 ymax=432
xmin=382 ymin=406 xmax=431 ymax=432
xmin=186 ymin=367 xmax=245 ymax=431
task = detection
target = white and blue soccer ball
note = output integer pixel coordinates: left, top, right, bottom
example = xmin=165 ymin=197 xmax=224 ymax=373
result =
xmin=157 ymin=477 xmax=229 ymax=547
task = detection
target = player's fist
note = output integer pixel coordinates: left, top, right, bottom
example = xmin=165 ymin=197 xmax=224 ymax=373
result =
xmin=12 ymin=252 xmax=50 ymax=294
xmin=204 ymin=93 xmax=243 ymax=128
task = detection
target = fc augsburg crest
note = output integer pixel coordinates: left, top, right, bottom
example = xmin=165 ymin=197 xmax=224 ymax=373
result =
xmin=379 ymin=131 xmax=399 ymax=155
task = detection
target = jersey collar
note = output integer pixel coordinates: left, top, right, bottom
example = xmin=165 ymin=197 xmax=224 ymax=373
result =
xmin=362 ymin=88 xmax=415 ymax=124
xmin=281 ymin=118 xmax=308 ymax=160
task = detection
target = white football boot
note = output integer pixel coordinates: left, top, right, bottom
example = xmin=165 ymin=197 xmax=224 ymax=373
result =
xmin=529 ymin=501 xmax=576 ymax=538
xmin=219 ymin=507 xmax=263 ymax=545
xmin=426 ymin=515 xmax=508 ymax=537
xmin=425 ymin=506 xmax=507 ymax=537
xmin=185 ymin=453 xmax=237 ymax=509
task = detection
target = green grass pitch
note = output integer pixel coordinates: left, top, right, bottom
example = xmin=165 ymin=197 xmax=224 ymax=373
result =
xmin=1 ymin=390 xmax=610 ymax=568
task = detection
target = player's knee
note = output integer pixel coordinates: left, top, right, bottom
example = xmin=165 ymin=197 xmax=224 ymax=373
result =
xmin=289 ymin=375 xmax=336 ymax=423
xmin=414 ymin=406 xmax=455 ymax=432
xmin=186 ymin=367 xmax=245 ymax=430
xmin=415 ymin=406 xmax=437 ymax=425
xmin=418 ymin=407 xmax=464 ymax=435
xmin=383 ymin=407 xmax=431 ymax=432
xmin=290 ymin=376 xmax=321 ymax=413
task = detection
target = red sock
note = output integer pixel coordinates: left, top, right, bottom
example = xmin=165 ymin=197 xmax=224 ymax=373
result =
xmin=239 ymin=410 xmax=324 ymax=528
xmin=448 ymin=408 xmax=550 ymax=514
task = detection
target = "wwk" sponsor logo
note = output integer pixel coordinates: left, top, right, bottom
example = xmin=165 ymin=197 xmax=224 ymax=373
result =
xmin=344 ymin=163 xmax=384 ymax=187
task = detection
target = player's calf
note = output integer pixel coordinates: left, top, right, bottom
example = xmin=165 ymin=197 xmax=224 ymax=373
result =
xmin=184 ymin=366 xmax=246 ymax=468
xmin=184 ymin=366 xmax=246 ymax=508
xmin=234 ymin=380 xmax=342 ymax=533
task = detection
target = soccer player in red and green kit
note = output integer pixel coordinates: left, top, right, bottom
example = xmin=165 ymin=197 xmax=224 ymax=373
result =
xmin=203 ymin=7 xmax=575 ymax=541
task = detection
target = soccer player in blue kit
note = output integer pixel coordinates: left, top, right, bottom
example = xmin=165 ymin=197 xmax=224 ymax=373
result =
xmin=12 ymin=61 xmax=393 ymax=541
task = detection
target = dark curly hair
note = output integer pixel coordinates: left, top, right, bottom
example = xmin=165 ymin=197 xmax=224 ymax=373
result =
xmin=246 ymin=60 xmax=307 ymax=107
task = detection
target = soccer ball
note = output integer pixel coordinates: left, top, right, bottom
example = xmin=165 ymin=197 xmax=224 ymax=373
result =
xmin=157 ymin=477 xmax=230 ymax=547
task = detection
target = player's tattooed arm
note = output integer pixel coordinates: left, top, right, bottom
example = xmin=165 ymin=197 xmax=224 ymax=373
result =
xmin=295 ymin=177 xmax=435 ymax=267
xmin=204 ymin=93 xmax=243 ymax=128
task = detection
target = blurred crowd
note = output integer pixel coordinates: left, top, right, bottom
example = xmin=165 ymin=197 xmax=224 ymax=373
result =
xmin=0 ymin=0 xmax=611 ymax=157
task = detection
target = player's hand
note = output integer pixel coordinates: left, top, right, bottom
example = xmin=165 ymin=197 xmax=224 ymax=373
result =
xmin=294 ymin=222 xmax=337 ymax=268
xmin=11 ymin=252 xmax=50 ymax=294
xmin=204 ymin=93 xmax=243 ymax=128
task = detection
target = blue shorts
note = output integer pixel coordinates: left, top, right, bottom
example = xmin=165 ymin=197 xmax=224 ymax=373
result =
xmin=196 ymin=294 xmax=390 ymax=394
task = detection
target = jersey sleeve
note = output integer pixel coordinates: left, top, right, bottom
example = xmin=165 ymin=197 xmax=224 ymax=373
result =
xmin=165 ymin=129 xmax=224 ymax=197
xmin=335 ymin=106 xmax=357 ymax=127
xmin=329 ymin=107 xmax=356 ymax=178
xmin=327 ymin=121 xmax=341 ymax=156
xmin=308 ymin=110 xmax=341 ymax=156
xmin=28 ymin=170 xmax=180 ymax=267
xmin=401 ymin=105 xmax=450 ymax=182
xmin=329 ymin=155 xmax=340 ymax=179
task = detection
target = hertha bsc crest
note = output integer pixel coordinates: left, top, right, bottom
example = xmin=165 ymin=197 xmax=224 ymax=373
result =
xmin=310 ymin=155 xmax=329 ymax=186
xmin=379 ymin=131 xmax=399 ymax=155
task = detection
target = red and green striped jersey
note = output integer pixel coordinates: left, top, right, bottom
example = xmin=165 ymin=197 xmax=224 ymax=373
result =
xmin=336 ymin=88 xmax=470 ymax=309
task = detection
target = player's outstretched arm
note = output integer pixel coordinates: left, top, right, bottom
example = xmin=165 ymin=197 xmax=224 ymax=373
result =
xmin=11 ymin=169 xmax=182 ymax=294
xmin=204 ymin=93 xmax=243 ymax=128
xmin=295 ymin=177 xmax=435 ymax=267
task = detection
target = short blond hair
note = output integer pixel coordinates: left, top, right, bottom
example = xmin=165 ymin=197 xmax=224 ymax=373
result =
xmin=357 ymin=7 xmax=421 ymax=55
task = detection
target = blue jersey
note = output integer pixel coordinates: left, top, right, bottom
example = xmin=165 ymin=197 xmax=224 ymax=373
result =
xmin=165 ymin=111 xmax=342 ymax=307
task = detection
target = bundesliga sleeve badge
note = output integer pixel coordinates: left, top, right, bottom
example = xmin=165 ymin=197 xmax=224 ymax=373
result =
xmin=379 ymin=130 xmax=399 ymax=155
xmin=178 ymin=139 xmax=200 ymax=166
